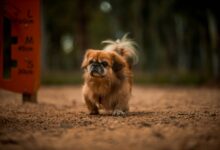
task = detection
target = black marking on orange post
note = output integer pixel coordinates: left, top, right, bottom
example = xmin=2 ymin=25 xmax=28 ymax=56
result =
xmin=3 ymin=17 xmax=18 ymax=79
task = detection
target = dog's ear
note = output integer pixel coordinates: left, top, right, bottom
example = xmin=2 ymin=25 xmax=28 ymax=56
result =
xmin=111 ymin=53 xmax=126 ymax=72
xmin=81 ymin=49 xmax=93 ymax=69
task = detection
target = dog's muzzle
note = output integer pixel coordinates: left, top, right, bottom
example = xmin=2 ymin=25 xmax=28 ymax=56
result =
xmin=89 ymin=62 xmax=105 ymax=77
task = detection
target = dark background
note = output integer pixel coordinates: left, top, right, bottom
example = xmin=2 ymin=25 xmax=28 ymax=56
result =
xmin=41 ymin=0 xmax=220 ymax=85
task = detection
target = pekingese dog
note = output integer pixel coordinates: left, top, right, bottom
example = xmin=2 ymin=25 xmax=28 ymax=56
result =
xmin=81 ymin=34 xmax=138 ymax=116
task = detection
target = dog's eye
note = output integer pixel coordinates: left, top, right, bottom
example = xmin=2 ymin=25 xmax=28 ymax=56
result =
xmin=89 ymin=60 xmax=94 ymax=64
xmin=101 ymin=61 xmax=108 ymax=67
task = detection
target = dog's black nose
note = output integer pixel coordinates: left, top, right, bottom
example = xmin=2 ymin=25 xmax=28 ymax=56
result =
xmin=91 ymin=62 xmax=100 ymax=68
xmin=91 ymin=63 xmax=99 ymax=72
xmin=90 ymin=62 xmax=104 ymax=75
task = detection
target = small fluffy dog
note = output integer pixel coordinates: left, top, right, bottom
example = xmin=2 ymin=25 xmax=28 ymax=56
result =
xmin=81 ymin=34 xmax=138 ymax=116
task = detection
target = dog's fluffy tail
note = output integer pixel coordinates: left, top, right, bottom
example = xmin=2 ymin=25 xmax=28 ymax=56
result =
xmin=102 ymin=34 xmax=138 ymax=67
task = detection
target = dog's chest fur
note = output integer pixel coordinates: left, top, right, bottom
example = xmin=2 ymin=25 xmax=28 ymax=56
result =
xmin=88 ymin=79 xmax=121 ymax=108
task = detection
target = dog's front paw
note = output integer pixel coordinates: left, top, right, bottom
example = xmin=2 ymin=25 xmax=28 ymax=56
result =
xmin=89 ymin=110 xmax=99 ymax=115
xmin=112 ymin=110 xmax=126 ymax=116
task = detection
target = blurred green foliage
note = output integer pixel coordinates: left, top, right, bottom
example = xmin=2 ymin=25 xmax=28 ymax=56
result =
xmin=41 ymin=71 xmax=205 ymax=86
xmin=42 ymin=0 xmax=220 ymax=85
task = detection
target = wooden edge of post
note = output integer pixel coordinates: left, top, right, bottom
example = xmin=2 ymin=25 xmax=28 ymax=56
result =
xmin=22 ymin=92 xmax=37 ymax=103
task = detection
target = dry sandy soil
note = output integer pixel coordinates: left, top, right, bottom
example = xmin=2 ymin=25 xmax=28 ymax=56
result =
xmin=0 ymin=85 xmax=219 ymax=150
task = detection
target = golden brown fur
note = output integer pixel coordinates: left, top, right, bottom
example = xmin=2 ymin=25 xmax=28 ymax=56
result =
xmin=81 ymin=35 xmax=138 ymax=115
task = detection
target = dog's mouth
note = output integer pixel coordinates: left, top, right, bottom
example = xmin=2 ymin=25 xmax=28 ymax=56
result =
xmin=91 ymin=72 xmax=105 ymax=78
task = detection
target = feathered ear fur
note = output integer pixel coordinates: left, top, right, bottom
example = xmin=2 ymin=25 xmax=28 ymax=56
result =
xmin=81 ymin=49 xmax=94 ymax=69
xmin=111 ymin=52 xmax=126 ymax=72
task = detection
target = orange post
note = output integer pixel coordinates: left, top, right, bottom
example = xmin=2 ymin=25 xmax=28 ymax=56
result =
xmin=0 ymin=0 xmax=41 ymax=102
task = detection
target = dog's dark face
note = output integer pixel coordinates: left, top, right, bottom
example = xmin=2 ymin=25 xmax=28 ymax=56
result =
xmin=81 ymin=49 xmax=126 ymax=78
xmin=87 ymin=59 xmax=108 ymax=77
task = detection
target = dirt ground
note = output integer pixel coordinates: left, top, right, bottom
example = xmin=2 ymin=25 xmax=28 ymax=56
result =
xmin=0 ymin=85 xmax=219 ymax=150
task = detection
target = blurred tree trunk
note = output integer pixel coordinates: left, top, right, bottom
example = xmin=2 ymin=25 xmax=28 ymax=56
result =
xmin=175 ymin=15 xmax=187 ymax=72
xmin=74 ymin=0 xmax=89 ymax=62
xmin=205 ymin=11 xmax=220 ymax=79
xmin=218 ymin=31 xmax=220 ymax=79
xmin=131 ymin=0 xmax=146 ymax=70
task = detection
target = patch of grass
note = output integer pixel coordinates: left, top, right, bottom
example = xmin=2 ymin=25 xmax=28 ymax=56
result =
xmin=41 ymin=71 xmax=208 ymax=86
xmin=42 ymin=71 xmax=83 ymax=85
xmin=134 ymin=72 xmax=206 ymax=86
